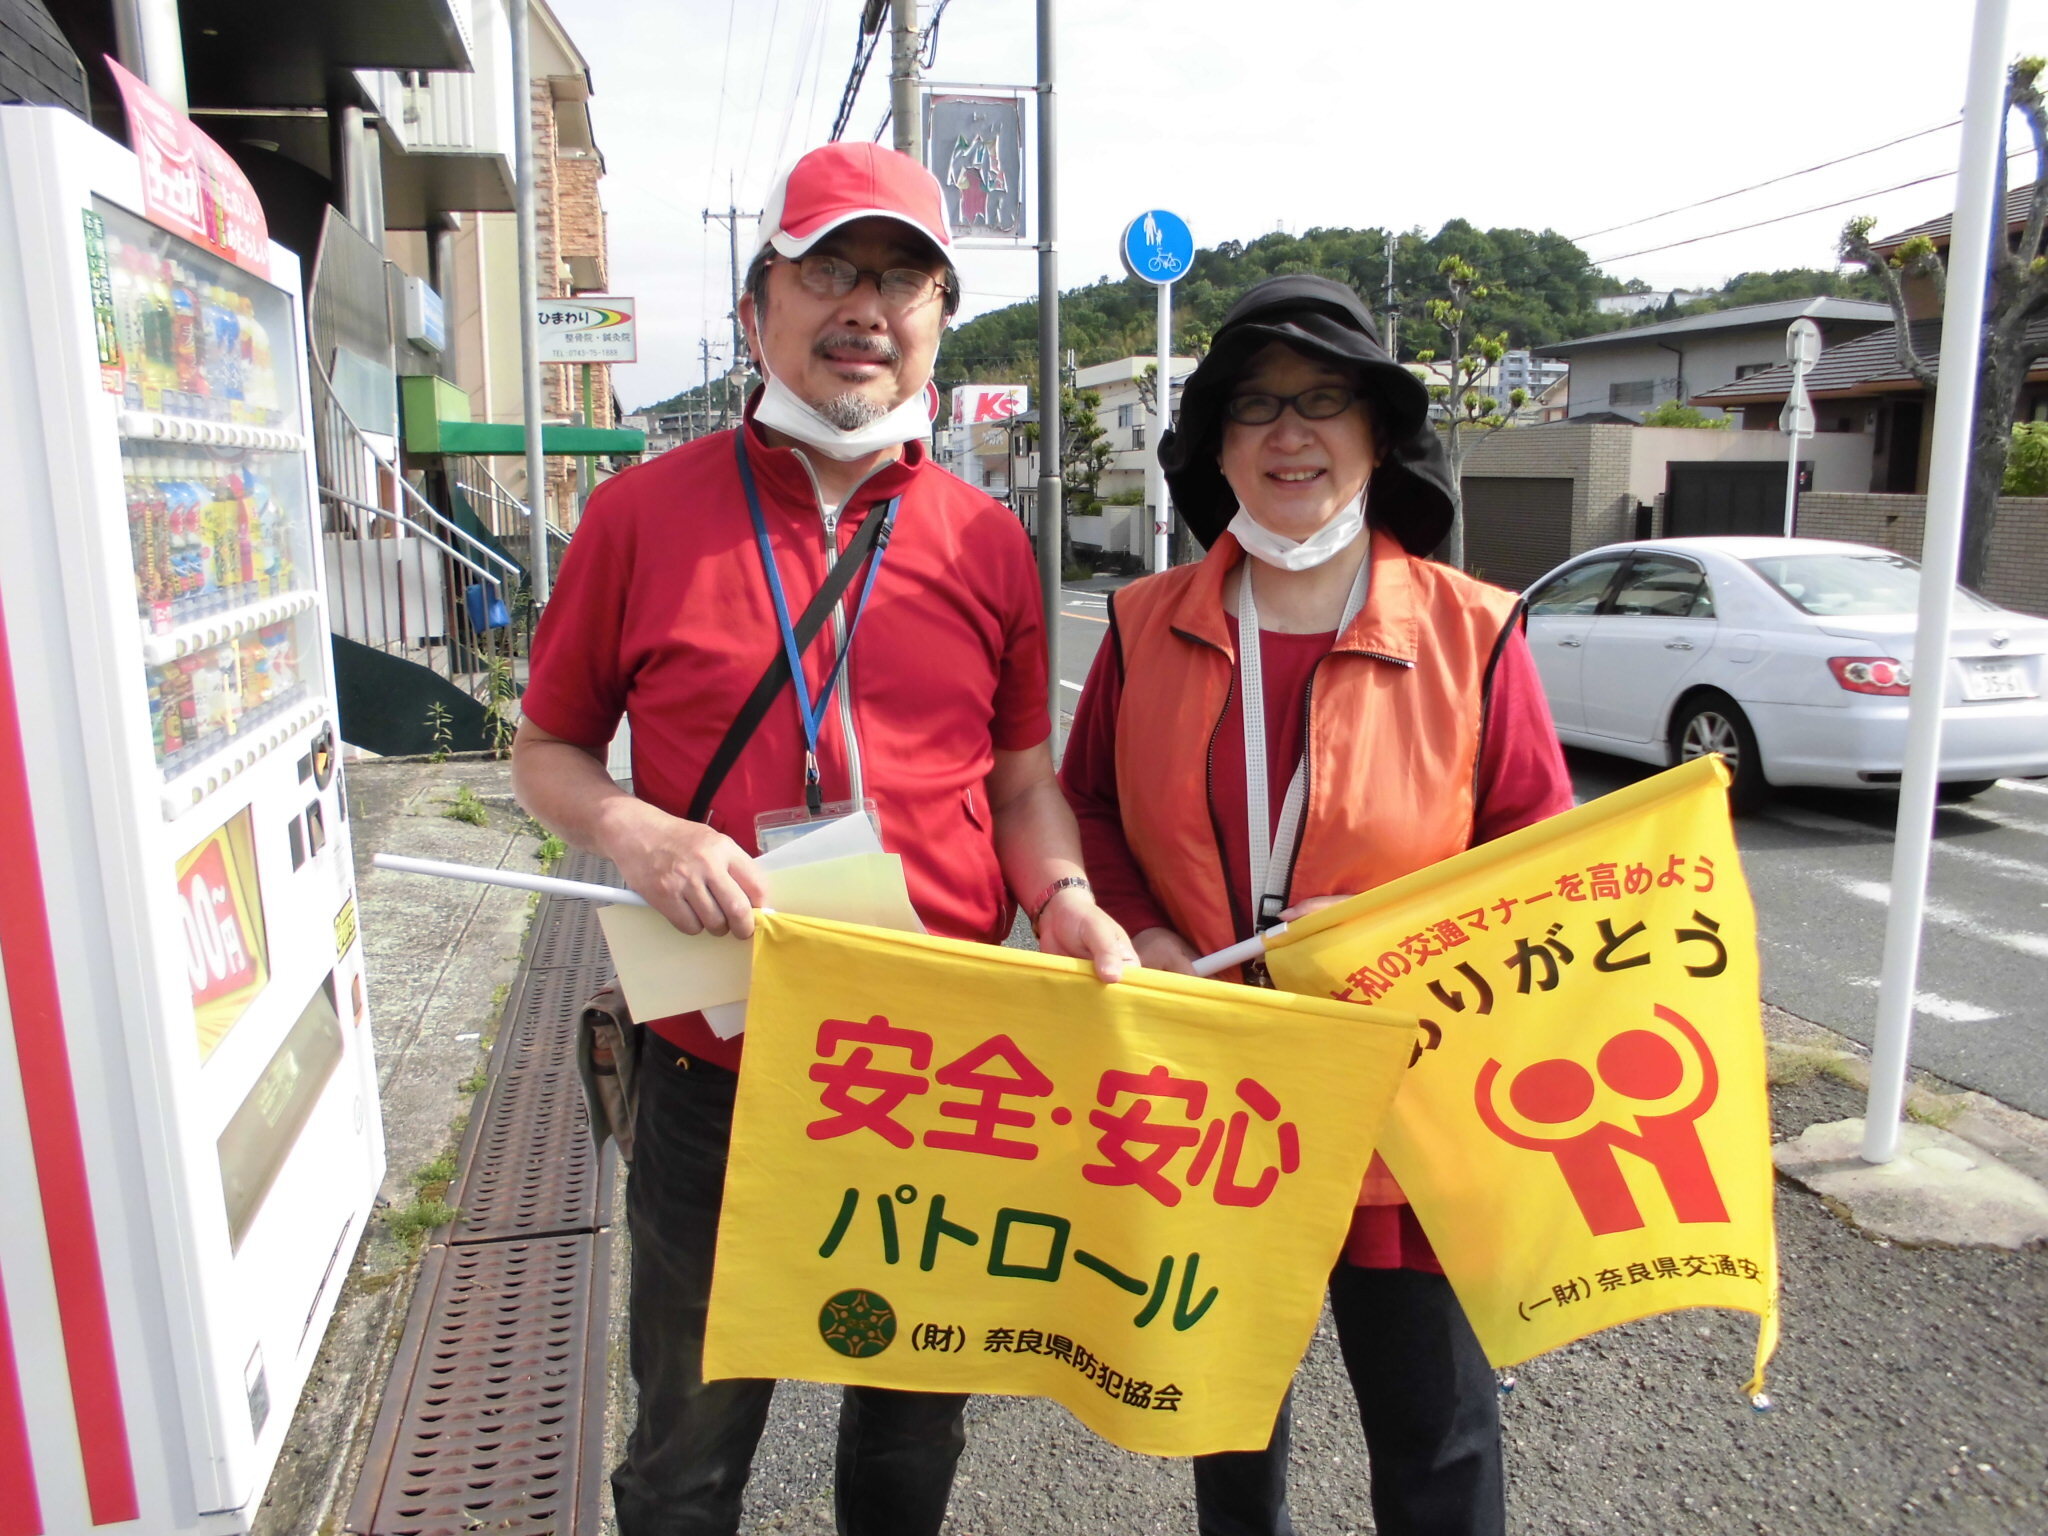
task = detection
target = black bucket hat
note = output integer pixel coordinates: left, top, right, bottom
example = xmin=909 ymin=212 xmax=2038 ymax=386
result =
xmin=1158 ymin=273 xmax=1454 ymax=556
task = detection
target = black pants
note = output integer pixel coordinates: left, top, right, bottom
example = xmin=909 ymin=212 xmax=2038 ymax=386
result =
xmin=1192 ymin=1266 xmax=1504 ymax=1536
xmin=611 ymin=1045 xmax=968 ymax=1536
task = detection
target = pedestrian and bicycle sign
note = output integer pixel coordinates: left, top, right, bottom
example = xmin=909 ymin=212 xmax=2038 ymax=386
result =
xmin=534 ymin=296 xmax=638 ymax=364
xmin=1121 ymin=210 xmax=1193 ymax=285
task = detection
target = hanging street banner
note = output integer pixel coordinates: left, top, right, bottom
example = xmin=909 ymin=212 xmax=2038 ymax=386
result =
xmin=704 ymin=915 xmax=1419 ymax=1455
xmin=534 ymin=296 xmax=637 ymax=364
xmin=1262 ymin=756 xmax=1780 ymax=1396
xmin=924 ymin=93 xmax=1027 ymax=242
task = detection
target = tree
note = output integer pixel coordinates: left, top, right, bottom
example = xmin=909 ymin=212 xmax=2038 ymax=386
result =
xmin=2005 ymin=421 xmax=2048 ymax=495
xmin=1839 ymin=55 xmax=2048 ymax=589
xmin=1413 ymin=254 xmax=1528 ymax=569
xmin=1022 ymin=385 xmax=1114 ymax=574
xmin=1641 ymin=399 xmax=1731 ymax=429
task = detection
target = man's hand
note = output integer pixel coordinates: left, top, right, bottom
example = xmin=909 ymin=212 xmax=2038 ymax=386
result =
xmin=1130 ymin=925 xmax=1199 ymax=975
xmin=606 ymin=800 xmax=767 ymax=939
xmin=1036 ymin=887 xmax=1139 ymax=983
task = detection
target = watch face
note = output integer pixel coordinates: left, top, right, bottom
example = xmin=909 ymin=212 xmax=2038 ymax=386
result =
xmin=311 ymin=722 xmax=336 ymax=790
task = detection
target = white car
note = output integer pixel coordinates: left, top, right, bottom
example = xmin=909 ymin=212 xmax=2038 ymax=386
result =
xmin=1521 ymin=537 xmax=2048 ymax=810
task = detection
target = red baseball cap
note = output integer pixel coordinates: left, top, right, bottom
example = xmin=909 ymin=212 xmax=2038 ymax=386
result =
xmin=756 ymin=142 xmax=953 ymax=260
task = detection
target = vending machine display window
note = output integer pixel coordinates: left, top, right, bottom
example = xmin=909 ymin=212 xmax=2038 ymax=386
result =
xmin=176 ymin=805 xmax=270 ymax=1060
xmin=217 ymin=977 xmax=344 ymax=1251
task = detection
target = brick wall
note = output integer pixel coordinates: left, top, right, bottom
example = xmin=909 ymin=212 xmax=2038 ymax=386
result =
xmin=1451 ymin=422 xmax=1641 ymax=560
xmin=1794 ymin=491 xmax=2048 ymax=617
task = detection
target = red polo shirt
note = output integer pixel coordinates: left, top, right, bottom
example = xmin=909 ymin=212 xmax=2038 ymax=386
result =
xmin=523 ymin=412 xmax=1049 ymax=1068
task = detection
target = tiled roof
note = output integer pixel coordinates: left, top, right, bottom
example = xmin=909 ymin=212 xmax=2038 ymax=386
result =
xmin=1692 ymin=314 xmax=2048 ymax=402
xmin=1535 ymin=298 xmax=1893 ymax=356
xmin=1873 ymin=179 xmax=2042 ymax=253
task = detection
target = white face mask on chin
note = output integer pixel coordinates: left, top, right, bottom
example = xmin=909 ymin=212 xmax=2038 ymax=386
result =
xmin=752 ymin=357 xmax=936 ymax=462
xmin=1227 ymin=488 xmax=1367 ymax=571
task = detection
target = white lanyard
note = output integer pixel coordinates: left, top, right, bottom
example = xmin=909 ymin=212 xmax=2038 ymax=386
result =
xmin=1237 ymin=551 xmax=1371 ymax=935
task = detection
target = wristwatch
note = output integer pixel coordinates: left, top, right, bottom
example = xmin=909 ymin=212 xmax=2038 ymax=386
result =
xmin=1029 ymin=874 xmax=1091 ymax=925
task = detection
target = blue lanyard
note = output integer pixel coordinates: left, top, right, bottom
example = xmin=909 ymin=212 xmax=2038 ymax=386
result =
xmin=735 ymin=432 xmax=900 ymax=811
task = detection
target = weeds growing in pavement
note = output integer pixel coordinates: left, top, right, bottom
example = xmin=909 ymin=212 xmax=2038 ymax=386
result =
xmin=444 ymin=785 xmax=489 ymax=826
xmin=426 ymin=700 xmax=453 ymax=763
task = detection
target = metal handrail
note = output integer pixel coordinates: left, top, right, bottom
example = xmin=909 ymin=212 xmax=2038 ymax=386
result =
xmin=454 ymin=469 xmax=572 ymax=550
xmin=318 ymin=489 xmax=505 ymax=586
xmin=307 ymin=353 xmax=522 ymax=583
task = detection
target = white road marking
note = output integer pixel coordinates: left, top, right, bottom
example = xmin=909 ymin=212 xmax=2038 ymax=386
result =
xmin=1766 ymin=804 xmax=2048 ymax=886
xmin=1060 ymin=680 xmax=1084 ymax=692
xmin=1843 ymin=975 xmax=2000 ymax=1023
xmin=1836 ymin=877 xmax=2048 ymax=960
xmin=2003 ymin=778 xmax=2048 ymax=796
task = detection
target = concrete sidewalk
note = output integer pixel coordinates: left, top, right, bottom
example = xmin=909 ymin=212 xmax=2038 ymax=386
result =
xmin=272 ymin=755 xmax=2048 ymax=1535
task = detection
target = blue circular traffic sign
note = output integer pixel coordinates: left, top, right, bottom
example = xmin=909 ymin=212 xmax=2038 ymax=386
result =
xmin=1121 ymin=210 xmax=1193 ymax=285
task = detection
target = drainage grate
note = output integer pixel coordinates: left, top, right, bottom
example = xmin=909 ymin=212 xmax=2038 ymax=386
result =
xmin=525 ymin=894 xmax=614 ymax=976
xmin=346 ymin=1232 xmax=610 ymax=1535
xmin=350 ymin=873 xmax=625 ymax=1535
xmin=448 ymin=967 xmax=612 ymax=1243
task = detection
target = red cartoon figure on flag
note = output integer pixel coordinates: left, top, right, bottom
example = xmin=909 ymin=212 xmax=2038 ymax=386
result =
xmin=1474 ymin=1004 xmax=1728 ymax=1236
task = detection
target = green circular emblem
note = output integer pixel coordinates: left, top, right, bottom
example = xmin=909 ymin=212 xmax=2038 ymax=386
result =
xmin=818 ymin=1289 xmax=897 ymax=1358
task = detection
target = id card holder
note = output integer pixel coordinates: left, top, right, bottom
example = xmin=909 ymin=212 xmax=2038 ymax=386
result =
xmin=755 ymin=797 xmax=883 ymax=855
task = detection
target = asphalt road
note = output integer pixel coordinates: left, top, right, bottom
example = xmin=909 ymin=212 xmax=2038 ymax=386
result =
xmin=1048 ymin=585 xmax=2048 ymax=1120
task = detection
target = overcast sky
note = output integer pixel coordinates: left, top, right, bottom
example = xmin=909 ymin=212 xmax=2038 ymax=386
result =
xmin=546 ymin=0 xmax=2042 ymax=411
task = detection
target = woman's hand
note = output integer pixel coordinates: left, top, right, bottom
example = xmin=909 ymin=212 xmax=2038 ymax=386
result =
xmin=1130 ymin=926 xmax=1199 ymax=975
xmin=1277 ymin=894 xmax=1354 ymax=923
xmin=1037 ymin=888 xmax=1141 ymax=983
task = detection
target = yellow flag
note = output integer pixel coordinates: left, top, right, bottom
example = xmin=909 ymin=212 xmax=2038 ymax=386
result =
xmin=1264 ymin=757 xmax=1778 ymax=1395
xmin=705 ymin=913 xmax=1418 ymax=1455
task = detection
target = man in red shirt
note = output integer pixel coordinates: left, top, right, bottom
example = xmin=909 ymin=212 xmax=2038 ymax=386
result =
xmin=511 ymin=143 xmax=1135 ymax=1536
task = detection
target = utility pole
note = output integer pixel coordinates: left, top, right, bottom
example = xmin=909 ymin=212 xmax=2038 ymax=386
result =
xmin=1382 ymin=233 xmax=1399 ymax=358
xmin=697 ymin=338 xmax=723 ymax=439
xmin=509 ymin=0 xmax=551 ymax=601
xmin=703 ymin=179 xmax=759 ymax=428
xmin=1035 ymin=0 xmax=1061 ymax=724
xmin=890 ymin=0 xmax=922 ymax=161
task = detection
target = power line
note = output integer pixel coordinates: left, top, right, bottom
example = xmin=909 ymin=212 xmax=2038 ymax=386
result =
xmin=829 ymin=9 xmax=885 ymax=142
xmin=1570 ymin=119 xmax=1960 ymax=243
xmin=736 ymin=0 xmax=787 ymax=196
xmin=1587 ymin=149 xmax=2028 ymax=267
xmin=703 ymin=0 xmax=741 ymax=204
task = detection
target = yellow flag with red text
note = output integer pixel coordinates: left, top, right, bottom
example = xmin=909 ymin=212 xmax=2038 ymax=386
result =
xmin=1264 ymin=756 xmax=1778 ymax=1394
xmin=703 ymin=914 xmax=1419 ymax=1456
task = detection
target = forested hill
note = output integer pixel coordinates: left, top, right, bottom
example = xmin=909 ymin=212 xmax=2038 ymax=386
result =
xmin=936 ymin=222 xmax=1617 ymax=393
xmin=634 ymin=217 xmax=1880 ymax=414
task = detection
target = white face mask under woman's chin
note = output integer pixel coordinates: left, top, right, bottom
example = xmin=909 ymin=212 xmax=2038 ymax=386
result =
xmin=752 ymin=356 xmax=937 ymax=462
xmin=1227 ymin=488 xmax=1368 ymax=571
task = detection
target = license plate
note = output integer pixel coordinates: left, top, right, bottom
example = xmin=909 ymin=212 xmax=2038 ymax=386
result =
xmin=1961 ymin=657 xmax=2035 ymax=701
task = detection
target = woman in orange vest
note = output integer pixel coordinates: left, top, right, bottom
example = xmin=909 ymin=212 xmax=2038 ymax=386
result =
xmin=1060 ymin=275 xmax=1573 ymax=1536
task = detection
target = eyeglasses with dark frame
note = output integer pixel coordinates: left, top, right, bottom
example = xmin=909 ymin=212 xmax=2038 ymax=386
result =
xmin=782 ymin=252 xmax=952 ymax=309
xmin=1223 ymin=386 xmax=1362 ymax=426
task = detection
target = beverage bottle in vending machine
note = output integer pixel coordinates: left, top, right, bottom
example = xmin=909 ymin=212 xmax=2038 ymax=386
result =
xmin=207 ymin=284 xmax=244 ymax=413
xmin=164 ymin=259 xmax=206 ymax=409
xmin=137 ymin=249 xmax=178 ymax=411
xmin=111 ymin=250 xmax=149 ymax=410
xmin=237 ymin=295 xmax=277 ymax=420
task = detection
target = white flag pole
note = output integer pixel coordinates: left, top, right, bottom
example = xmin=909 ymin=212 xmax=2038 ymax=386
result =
xmin=1190 ymin=923 xmax=1288 ymax=978
xmin=1863 ymin=0 xmax=2011 ymax=1165
xmin=373 ymin=851 xmax=650 ymax=907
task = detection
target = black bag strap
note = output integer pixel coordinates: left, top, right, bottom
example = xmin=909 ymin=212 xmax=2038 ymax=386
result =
xmin=686 ymin=502 xmax=892 ymax=824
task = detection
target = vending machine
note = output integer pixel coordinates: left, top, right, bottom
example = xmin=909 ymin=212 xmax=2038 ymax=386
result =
xmin=0 ymin=101 xmax=382 ymax=1533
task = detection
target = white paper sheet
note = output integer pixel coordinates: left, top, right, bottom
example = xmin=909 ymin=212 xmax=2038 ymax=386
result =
xmin=597 ymin=822 xmax=923 ymax=1034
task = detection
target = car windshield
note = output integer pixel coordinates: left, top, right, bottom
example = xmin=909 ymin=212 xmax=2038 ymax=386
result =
xmin=1743 ymin=552 xmax=1999 ymax=616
